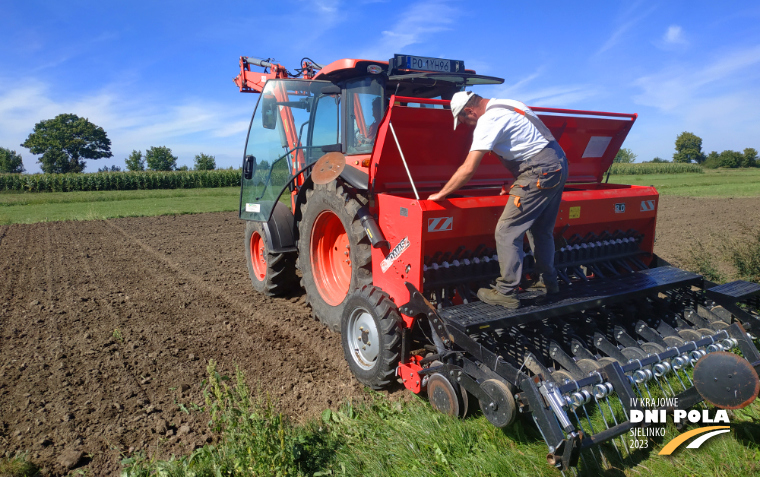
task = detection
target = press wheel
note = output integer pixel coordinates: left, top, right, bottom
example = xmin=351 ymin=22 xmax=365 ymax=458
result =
xmin=640 ymin=342 xmax=665 ymax=355
xmin=663 ymin=335 xmax=686 ymax=348
xmin=479 ymin=379 xmax=517 ymax=428
xmin=678 ymin=329 xmax=703 ymax=342
xmin=427 ymin=373 xmax=464 ymax=417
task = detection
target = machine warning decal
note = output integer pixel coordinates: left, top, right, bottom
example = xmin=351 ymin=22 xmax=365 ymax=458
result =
xmin=615 ymin=203 xmax=626 ymax=213
xmin=569 ymin=206 xmax=581 ymax=219
xmin=245 ymin=203 xmax=261 ymax=213
xmin=400 ymin=207 xmax=408 ymax=217
xmin=581 ymin=136 xmax=612 ymax=158
xmin=641 ymin=200 xmax=655 ymax=212
xmin=381 ymin=237 xmax=410 ymax=273
xmin=428 ymin=217 xmax=453 ymax=232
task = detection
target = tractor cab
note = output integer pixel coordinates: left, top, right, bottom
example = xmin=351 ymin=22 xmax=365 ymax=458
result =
xmin=238 ymin=54 xmax=503 ymax=222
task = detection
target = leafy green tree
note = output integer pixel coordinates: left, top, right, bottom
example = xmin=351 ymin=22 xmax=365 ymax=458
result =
xmin=145 ymin=146 xmax=177 ymax=171
xmin=718 ymin=150 xmax=743 ymax=168
xmin=20 ymin=113 xmax=112 ymax=173
xmin=0 ymin=147 xmax=25 ymax=173
xmin=194 ymin=153 xmax=216 ymax=170
xmin=125 ymin=150 xmax=145 ymax=171
xmin=703 ymin=151 xmax=720 ymax=169
xmin=673 ymin=132 xmax=706 ymax=164
xmin=177 ymin=165 xmax=189 ymax=171
xmin=613 ymin=148 xmax=637 ymax=163
xmin=649 ymin=157 xmax=669 ymax=163
xmin=742 ymin=148 xmax=758 ymax=168
xmin=97 ymin=165 xmax=121 ymax=172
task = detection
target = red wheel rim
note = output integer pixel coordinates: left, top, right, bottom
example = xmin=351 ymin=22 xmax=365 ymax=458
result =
xmin=250 ymin=231 xmax=267 ymax=281
xmin=311 ymin=210 xmax=351 ymax=306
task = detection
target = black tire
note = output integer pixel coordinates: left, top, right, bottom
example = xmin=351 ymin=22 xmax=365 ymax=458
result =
xmin=340 ymin=285 xmax=401 ymax=389
xmin=244 ymin=221 xmax=298 ymax=296
xmin=297 ymin=181 xmax=372 ymax=331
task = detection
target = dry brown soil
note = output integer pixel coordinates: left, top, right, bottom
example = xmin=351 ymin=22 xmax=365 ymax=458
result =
xmin=1 ymin=195 xmax=759 ymax=475
xmin=653 ymin=196 xmax=760 ymax=270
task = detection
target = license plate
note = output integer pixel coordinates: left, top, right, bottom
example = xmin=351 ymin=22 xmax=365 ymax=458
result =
xmin=406 ymin=56 xmax=451 ymax=72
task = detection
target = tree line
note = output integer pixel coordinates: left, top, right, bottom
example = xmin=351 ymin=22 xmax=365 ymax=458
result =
xmin=0 ymin=113 xmax=217 ymax=174
xmin=614 ymin=131 xmax=757 ymax=168
xmin=4 ymin=114 xmax=757 ymax=174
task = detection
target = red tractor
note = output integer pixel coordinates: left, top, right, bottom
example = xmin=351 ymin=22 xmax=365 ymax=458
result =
xmin=235 ymin=54 xmax=760 ymax=470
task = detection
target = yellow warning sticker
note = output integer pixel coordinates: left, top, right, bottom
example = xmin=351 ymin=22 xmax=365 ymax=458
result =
xmin=569 ymin=206 xmax=581 ymax=219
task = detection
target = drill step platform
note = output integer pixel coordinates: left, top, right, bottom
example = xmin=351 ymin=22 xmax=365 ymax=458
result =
xmin=440 ymin=266 xmax=702 ymax=333
xmin=705 ymin=280 xmax=760 ymax=332
xmin=706 ymin=280 xmax=760 ymax=302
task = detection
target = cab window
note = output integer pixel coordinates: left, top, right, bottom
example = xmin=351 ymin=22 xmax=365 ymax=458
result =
xmin=308 ymin=94 xmax=341 ymax=163
xmin=346 ymin=77 xmax=384 ymax=155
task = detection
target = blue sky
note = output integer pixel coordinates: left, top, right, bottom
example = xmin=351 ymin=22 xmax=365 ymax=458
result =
xmin=2 ymin=0 xmax=760 ymax=173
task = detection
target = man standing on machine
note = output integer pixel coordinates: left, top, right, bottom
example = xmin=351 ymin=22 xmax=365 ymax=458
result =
xmin=428 ymin=91 xmax=568 ymax=309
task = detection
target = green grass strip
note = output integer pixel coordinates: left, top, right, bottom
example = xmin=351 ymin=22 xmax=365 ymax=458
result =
xmin=0 ymin=187 xmax=240 ymax=225
xmin=609 ymin=168 xmax=760 ymax=197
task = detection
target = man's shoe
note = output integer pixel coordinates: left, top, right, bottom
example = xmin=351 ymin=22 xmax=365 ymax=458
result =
xmin=534 ymin=287 xmax=560 ymax=307
xmin=477 ymin=287 xmax=521 ymax=309
xmin=528 ymin=278 xmax=559 ymax=295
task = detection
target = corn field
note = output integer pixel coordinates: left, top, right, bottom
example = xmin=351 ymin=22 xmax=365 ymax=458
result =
xmin=608 ymin=163 xmax=704 ymax=175
xmin=0 ymin=170 xmax=247 ymax=192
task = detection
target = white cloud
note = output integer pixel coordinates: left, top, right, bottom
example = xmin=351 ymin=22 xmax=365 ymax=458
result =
xmin=0 ymin=79 xmax=252 ymax=173
xmin=358 ymin=0 xmax=458 ymax=60
xmin=597 ymin=3 xmax=656 ymax=55
xmin=312 ymin=0 xmax=339 ymax=13
xmin=633 ymin=44 xmax=760 ymax=111
xmin=292 ymin=0 xmax=347 ymax=46
xmin=663 ymin=25 xmax=687 ymax=45
xmin=491 ymin=68 xmax=599 ymax=108
xmin=626 ymin=45 xmax=760 ymax=161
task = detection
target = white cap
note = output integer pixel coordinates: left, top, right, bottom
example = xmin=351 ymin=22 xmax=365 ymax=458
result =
xmin=451 ymin=91 xmax=473 ymax=130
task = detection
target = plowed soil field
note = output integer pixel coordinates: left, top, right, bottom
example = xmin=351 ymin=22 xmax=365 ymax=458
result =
xmin=1 ymin=195 xmax=759 ymax=475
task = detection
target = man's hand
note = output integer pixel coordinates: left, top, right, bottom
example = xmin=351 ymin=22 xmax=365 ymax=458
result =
xmin=428 ymin=192 xmax=446 ymax=201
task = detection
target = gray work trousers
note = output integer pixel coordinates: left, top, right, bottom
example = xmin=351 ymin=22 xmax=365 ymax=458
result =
xmin=494 ymin=142 xmax=569 ymax=293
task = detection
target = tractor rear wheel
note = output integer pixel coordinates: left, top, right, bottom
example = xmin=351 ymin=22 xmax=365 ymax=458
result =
xmin=297 ymin=181 xmax=372 ymax=331
xmin=244 ymin=221 xmax=298 ymax=296
xmin=340 ymin=285 xmax=401 ymax=389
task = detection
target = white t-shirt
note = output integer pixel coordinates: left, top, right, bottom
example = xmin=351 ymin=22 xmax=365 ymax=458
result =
xmin=470 ymin=99 xmax=550 ymax=162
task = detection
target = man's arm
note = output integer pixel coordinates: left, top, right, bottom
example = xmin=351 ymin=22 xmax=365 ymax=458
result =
xmin=427 ymin=150 xmax=487 ymax=200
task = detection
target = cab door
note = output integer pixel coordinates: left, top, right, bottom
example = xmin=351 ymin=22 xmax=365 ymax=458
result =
xmin=240 ymin=79 xmax=339 ymax=222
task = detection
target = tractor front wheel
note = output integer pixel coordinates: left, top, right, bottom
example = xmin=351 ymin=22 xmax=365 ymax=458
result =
xmin=244 ymin=221 xmax=298 ymax=296
xmin=340 ymin=285 xmax=401 ymax=389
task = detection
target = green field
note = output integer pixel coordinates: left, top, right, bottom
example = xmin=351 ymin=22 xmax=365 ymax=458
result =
xmin=2 ymin=168 xmax=759 ymax=225
xmin=610 ymin=168 xmax=760 ymax=197
xmin=0 ymin=187 xmax=240 ymax=225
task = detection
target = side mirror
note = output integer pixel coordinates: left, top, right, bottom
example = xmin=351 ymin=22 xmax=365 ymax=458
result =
xmin=243 ymin=155 xmax=256 ymax=180
xmin=260 ymin=95 xmax=277 ymax=130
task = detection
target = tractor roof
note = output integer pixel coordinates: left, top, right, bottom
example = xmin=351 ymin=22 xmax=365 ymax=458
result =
xmin=313 ymin=58 xmax=504 ymax=86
